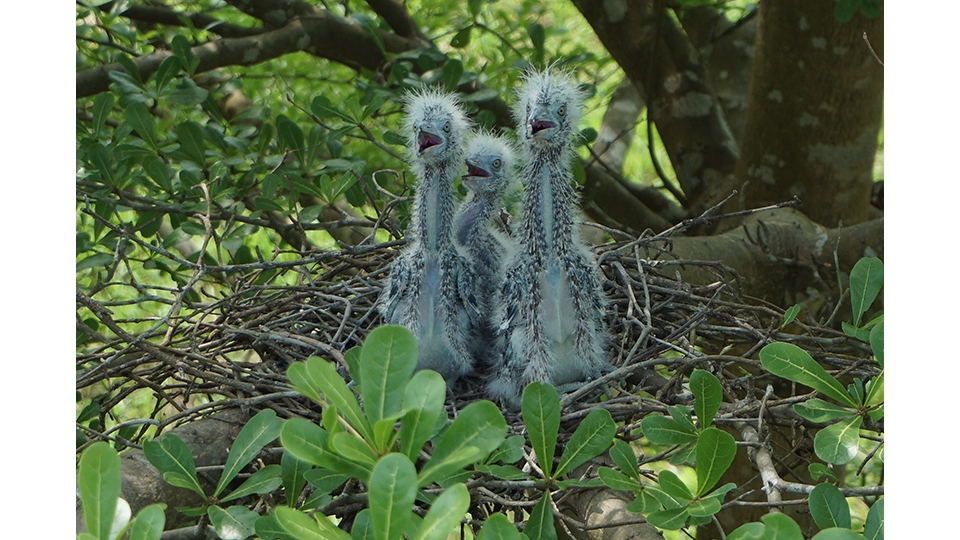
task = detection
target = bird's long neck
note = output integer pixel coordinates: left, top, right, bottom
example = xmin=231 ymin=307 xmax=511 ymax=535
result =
xmin=455 ymin=191 xmax=498 ymax=248
xmin=413 ymin=157 xmax=460 ymax=255
xmin=521 ymin=144 xmax=575 ymax=261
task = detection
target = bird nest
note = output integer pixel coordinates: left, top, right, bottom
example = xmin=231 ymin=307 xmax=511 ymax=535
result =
xmin=76 ymin=221 xmax=875 ymax=439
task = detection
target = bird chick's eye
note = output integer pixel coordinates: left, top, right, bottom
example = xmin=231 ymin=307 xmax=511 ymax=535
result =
xmin=557 ymin=105 xmax=566 ymax=117
xmin=526 ymin=104 xmax=531 ymax=114
xmin=492 ymin=158 xmax=502 ymax=169
xmin=443 ymin=121 xmax=452 ymax=133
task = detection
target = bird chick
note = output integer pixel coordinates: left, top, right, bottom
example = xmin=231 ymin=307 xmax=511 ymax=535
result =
xmin=454 ymin=132 xmax=518 ymax=368
xmin=378 ymin=88 xmax=477 ymax=384
xmin=488 ymin=68 xmax=609 ymax=407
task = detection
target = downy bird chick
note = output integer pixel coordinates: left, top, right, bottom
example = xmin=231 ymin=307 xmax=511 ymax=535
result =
xmin=488 ymin=68 xmax=609 ymax=406
xmin=378 ymin=89 xmax=477 ymax=384
xmin=454 ymin=132 xmax=518 ymax=367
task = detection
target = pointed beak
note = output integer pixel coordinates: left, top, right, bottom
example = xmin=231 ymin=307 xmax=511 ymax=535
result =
xmin=417 ymin=130 xmax=443 ymax=154
xmin=462 ymin=159 xmax=490 ymax=189
xmin=528 ymin=119 xmax=556 ymax=138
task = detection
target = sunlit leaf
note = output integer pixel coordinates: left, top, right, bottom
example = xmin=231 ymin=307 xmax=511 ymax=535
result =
xmin=522 ymin=382 xmax=560 ymax=478
xmin=813 ymin=416 xmax=863 ymax=465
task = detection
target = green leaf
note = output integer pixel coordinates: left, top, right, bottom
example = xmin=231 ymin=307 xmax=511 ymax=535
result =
xmin=91 ymin=92 xmax=115 ymax=135
xmin=640 ymin=414 xmax=698 ymax=446
xmin=141 ymin=154 xmax=172 ymax=193
xmin=311 ymin=95 xmax=355 ymax=123
xmin=522 ymin=382 xmax=560 ymax=478
xmin=608 ymin=439 xmax=640 ymax=480
xmin=809 ymin=483 xmax=851 ymax=530
xmin=849 ymin=257 xmax=883 ymax=326
xmin=419 ymin=401 xmax=505 ymax=486
xmin=811 ymin=529 xmax=866 ymax=540
xmin=208 ymin=505 xmax=258 ymax=540
xmin=794 ymin=399 xmax=857 ymax=423
xmin=687 ymin=496 xmax=722 ymax=517
xmin=442 ymin=59 xmax=464 ymax=91
xmin=215 ymin=409 xmax=283 ymax=497
xmin=331 ymin=432 xmax=379 ymax=465
xmin=834 ymin=0 xmax=860 ymax=22
xmin=486 ymin=435 xmax=525 ymax=465
xmin=870 ymin=321 xmax=884 ymax=368
xmin=280 ymin=417 xmax=371 ymax=480
xmin=808 ymin=463 xmax=839 ymax=482
xmin=657 ymin=469 xmax=693 ymax=501
xmin=760 ymin=343 xmax=856 ymax=407
xmin=782 ymin=304 xmax=801 ymax=328
xmin=730 ymin=512 xmax=804 ymax=540
xmin=461 ymin=88 xmax=499 ymax=103
xmin=399 ymin=370 xmax=446 ymax=461
xmin=124 ymin=103 xmax=158 ymax=151
xmin=412 ymin=483 xmax=469 ymax=540
xmin=254 ymin=514 xmax=299 ymax=540
xmin=360 ymin=325 xmax=418 ymax=425
xmin=863 ymin=497 xmax=883 ymax=540
xmin=77 ymin=253 xmax=115 ymax=273
xmin=143 ymin=434 xmax=205 ymax=497
xmin=527 ymin=23 xmax=545 ymax=61
xmin=625 ymin=490 xmax=660 ymax=514
xmin=476 ymin=513 xmax=522 ymax=540
xmin=128 ymin=503 xmax=166 ymax=540
xmin=86 ymin=143 xmax=115 ymax=186
xmin=274 ymin=506 xmax=350 ymax=540
xmin=475 ymin=464 xmax=531 ymax=480
xmin=353 ymin=509 xmax=375 ymax=540
xmin=277 ymin=115 xmax=306 ymax=165
xmin=524 ymin=495 xmax=556 ymax=540
xmin=555 ymin=407 xmax=615 ymax=477
xmin=814 ymin=416 xmax=863 ymax=465
xmin=281 ymin=450 xmax=311 ymax=507
xmin=175 ymin=121 xmax=206 ymax=165
xmin=450 ymin=27 xmax=472 ymax=48
xmin=726 ymin=522 xmax=766 ymax=540
xmin=598 ymin=467 xmax=643 ymax=491
xmin=690 ymin=369 xmax=723 ymax=428
xmin=220 ymin=464 xmax=282 ymax=503
xmin=167 ymin=78 xmax=209 ymax=105
xmin=646 ymin=507 xmax=689 ymax=530
xmin=78 ymin=442 xmax=122 ymax=540
xmin=350 ymin=13 xmax=386 ymax=56
xmin=303 ymin=468 xmax=349 ymax=496
xmin=288 ymin=357 xmax=372 ymax=441
xmin=695 ymin=427 xmax=737 ymax=496
xmin=152 ymin=55 xmax=182 ymax=94
xmin=369 ymin=454 xmax=417 ymax=540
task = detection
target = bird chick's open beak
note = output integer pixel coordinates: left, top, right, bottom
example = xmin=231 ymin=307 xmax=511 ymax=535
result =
xmin=528 ymin=119 xmax=557 ymax=138
xmin=462 ymin=159 xmax=490 ymax=189
xmin=417 ymin=130 xmax=443 ymax=154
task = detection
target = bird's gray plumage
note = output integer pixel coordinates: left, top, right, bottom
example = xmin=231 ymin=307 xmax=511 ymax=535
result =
xmin=377 ymin=88 xmax=477 ymax=383
xmin=488 ymin=69 xmax=609 ymax=406
xmin=454 ymin=132 xmax=518 ymax=367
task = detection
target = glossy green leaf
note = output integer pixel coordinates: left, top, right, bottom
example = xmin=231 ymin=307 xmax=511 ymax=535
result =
xmin=277 ymin=115 xmax=306 ymax=164
xmin=486 ymin=435 xmax=525 ymax=465
xmin=522 ymin=382 xmax=560 ymax=478
xmin=782 ymin=304 xmax=801 ymax=328
xmin=809 ymin=463 xmax=840 ymax=482
xmin=369 ymin=454 xmax=417 ymax=540
xmin=281 ymin=451 xmax=311 ymax=507
xmin=598 ymin=467 xmax=642 ymax=491
xmin=646 ymin=507 xmax=689 ymax=530
xmin=304 ymin=468 xmax=349 ymax=496
xmin=794 ymin=399 xmax=857 ymax=423
xmin=399 ymin=370 xmax=446 ymax=461
xmin=625 ymin=490 xmax=660 ymax=514
xmin=275 ymin=506 xmax=350 ymax=540
xmin=254 ymin=514 xmax=298 ymax=540
xmin=640 ymin=414 xmax=698 ymax=446
xmin=609 ymin=439 xmax=640 ymax=480
xmin=462 ymin=88 xmax=499 ymax=102
xmin=442 ymin=59 xmax=464 ymax=91
xmin=128 ymin=503 xmax=166 ymax=540
xmin=690 ymin=369 xmax=723 ymax=428
xmin=657 ymin=469 xmax=693 ymax=501
xmin=475 ymin=464 xmax=531 ymax=480
xmin=91 ymin=92 xmax=115 ymax=135
xmin=527 ymin=23 xmax=545 ymax=60
xmin=870 ymin=321 xmax=883 ymax=368
xmin=687 ymin=496 xmax=722 ymax=517
xmin=451 ymin=27 xmax=472 ymax=48
xmin=331 ymin=432 xmax=379 ymax=465
xmin=524 ymin=495 xmax=556 ymax=540
xmin=811 ymin=529 xmax=866 ymax=540
xmin=208 ymin=505 xmax=258 ymax=540
xmin=124 ymin=103 xmax=158 ymax=151
xmin=726 ymin=522 xmax=767 ymax=540
xmin=280 ymin=417 xmax=371 ymax=480
xmin=814 ymin=416 xmax=863 ymax=465
xmin=476 ymin=513 xmax=522 ymax=540
xmin=86 ymin=143 xmax=115 ymax=186
xmin=849 ymin=257 xmax=883 ymax=326
xmin=352 ymin=509 xmax=374 ymax=540
xmin=648 ymin=485 xmax=685 ymax=510
xmin=175 ymin=121 xmax=206 ymax=165
xmin=412 ymin=483 xmax=469 ymax=540
xmin=360 ymin=325 xmax=418 ymax=425
xmin=289 ymin=357 xmax=372 ymax=441
xmin=78 ymin=442 xmax=121 ymax=540
xmin=809 ymin=483 xmax=851 ymax=530
xmin=77 ymin=253 xmax=115 ymax=272
xmin=167 ymin=78 xmax=209 ymax=105
xmin=220 ymin=464 xmax=282 ymax=503
xmin=863 ymin=497 xmax=883 ymax=540
xmin=418 ymin=443 xmax=480 ymax=487
xmin=555 ymin=407 xmax=615 ymax=477
xmin=143 ymin=434 xmax=204 ymax=497
xmin=215 ymin=408 xmax=282 ymax=497
xmin=760 ymin=343 xmax=856 ymax=407
xmin=758 ymin=512 xmax=803 ymax=540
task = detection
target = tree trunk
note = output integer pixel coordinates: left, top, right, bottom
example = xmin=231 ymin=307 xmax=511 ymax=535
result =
xmin=735 ymin=1 xmax=883 ymax=228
